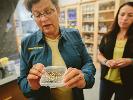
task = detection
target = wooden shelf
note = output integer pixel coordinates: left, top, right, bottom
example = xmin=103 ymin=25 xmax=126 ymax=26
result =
xmin=82 ymin=31 xmax=94 ymax=33
xmin=59 ymin=0 xmax=124 ymax=63
xmin=98 ymin=32 xmax=107 ymax=34
xmin=99 ymin=19 xmax=114 ymax=22
xmin=67 ymin=20 xmax=77 ymax=22
xmin=99 ymin=9 xmax=114 ymax=13
xmin=80 ymin=0 xmax=96 ymax=4
xmin=82 ymin=20 xmax=94 ymax=23
xmin=82 ymin=12 xmax=94 ymax=15
xmin=59 ymin=23 xmax=65 ymax=25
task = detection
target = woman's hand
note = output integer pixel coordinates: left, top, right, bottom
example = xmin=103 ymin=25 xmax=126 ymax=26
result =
xmin=105 ymin=59 xmax=117 ymax=68
xmin=106 ymin=58 xmax=133 ymax=68
xmin=115 ymin=58 xmax=133 ymax=68
xmin=63 ymin=67 xmax=86 ymax=88
xmin=27 ymin=63 xmax=44 ymax=90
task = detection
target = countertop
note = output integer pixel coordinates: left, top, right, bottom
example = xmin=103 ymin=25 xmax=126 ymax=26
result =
xmin=0 ymin=73 xmax=18 ymax=86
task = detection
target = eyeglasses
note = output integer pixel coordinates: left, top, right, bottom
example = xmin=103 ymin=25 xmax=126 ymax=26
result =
xmin=32 ymin=8 xmax=55 ymax=19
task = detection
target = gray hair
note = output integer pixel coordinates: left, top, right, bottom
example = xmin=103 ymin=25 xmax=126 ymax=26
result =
xmin=24 ymin=0 xmax=59 ymax=12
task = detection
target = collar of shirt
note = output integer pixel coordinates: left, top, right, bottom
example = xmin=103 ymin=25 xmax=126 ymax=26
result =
xmin=36 ymin=27 xmax=67 ymax=45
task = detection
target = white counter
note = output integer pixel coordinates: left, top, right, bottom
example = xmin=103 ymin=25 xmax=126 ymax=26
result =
xmin=0 ymin=73 xmax=18 ymax=85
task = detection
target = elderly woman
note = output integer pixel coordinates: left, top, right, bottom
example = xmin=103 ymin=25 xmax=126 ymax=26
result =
xmin=18 ymin=0 xmax=96 ymax=100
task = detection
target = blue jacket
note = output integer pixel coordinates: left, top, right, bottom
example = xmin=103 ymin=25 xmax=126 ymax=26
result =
xmin=18 ymin=27 xmax=96 ymax=100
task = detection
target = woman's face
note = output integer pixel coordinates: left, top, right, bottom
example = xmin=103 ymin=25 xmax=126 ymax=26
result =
xmin=31 ymin=0 xmax=60 ymax=37
xmin=118 ymin=5 xmax=133 ymax=29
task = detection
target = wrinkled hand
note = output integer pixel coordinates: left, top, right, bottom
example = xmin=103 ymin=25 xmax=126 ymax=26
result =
xmin=115 ymin=58 xmax=132 ymax=68
xmin=27 ymin=63 xmax=44 ymax=90
xmin=63 ymin=67 xmax=86 ymax=88
xmin=106 ymin=58 xmax=132 ymax=68
xmin=105 ymin=59 xmax=117 ymax=68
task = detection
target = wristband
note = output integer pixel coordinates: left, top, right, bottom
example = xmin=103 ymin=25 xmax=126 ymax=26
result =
xmin=104 ymin=59 xmax=108 ymax=65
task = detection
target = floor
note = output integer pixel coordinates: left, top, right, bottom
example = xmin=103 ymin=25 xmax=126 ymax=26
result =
xmin=84 ymin=67 xmax=100 ymax=100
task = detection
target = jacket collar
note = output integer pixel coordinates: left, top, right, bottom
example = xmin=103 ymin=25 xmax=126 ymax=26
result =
xmin=36 ymin=27 xmax=67 ymax=44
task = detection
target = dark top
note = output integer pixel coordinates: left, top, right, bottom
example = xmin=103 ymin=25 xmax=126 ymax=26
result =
xmin=99 ymin=34 xmax=133 ymax=95
xmin=18 ymin=27 xmax=96 ymax=100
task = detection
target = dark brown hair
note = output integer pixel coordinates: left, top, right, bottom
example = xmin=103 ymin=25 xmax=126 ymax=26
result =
xmin=106 ymin=2 xmax=133 ymax=39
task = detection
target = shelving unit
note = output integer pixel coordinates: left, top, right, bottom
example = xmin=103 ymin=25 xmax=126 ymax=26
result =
xmin=59 ymin=0 xmax=126 ymax=64
xmin=59 ymin=3 xmax=80 ymax=30
xmin=81 ymin=2 xmax=96 ymax=60
xmin=98 ymin=0 xmax=115 ymax=34
xmin=59 ymin=8 xmax=67 ymax=27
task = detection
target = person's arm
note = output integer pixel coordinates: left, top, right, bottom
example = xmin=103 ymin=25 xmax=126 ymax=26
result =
xmin=114 ymin=58 xmax=133 ymax=68
xmin=17 ymin=41 xmax=29 ymax=97
xmin=17 ymin=38 xmax=33 ymax=97
xmin=18 ymin=38 xmax=43 ymax=97
xmin=97 ymin=50 xmax=108 ymax=65
xmin=63 ymin=29 xmax=96 ymax=89
xmin=75 ymin=30 xmax=96 ymax=89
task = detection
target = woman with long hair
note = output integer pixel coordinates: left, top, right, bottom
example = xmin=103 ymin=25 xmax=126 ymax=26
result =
xmin=98 ymin=2 xmax=133 ymax=100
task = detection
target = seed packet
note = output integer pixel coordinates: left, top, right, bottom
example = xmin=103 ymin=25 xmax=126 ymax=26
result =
xmin=40 ymin=66 xmax=67 ymax=88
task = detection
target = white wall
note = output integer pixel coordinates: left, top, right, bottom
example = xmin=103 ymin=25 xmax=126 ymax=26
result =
xmin=59 ymin=0 xmax=80 ymax=6
xmin=15 ymin=0 xmax=32 ymax=21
